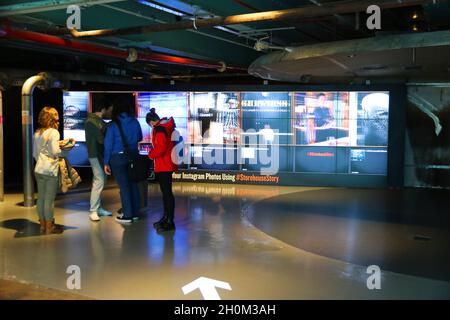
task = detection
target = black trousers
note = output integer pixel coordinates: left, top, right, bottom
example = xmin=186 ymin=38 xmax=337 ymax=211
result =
xmin=156 ymin=172 xmax=175 ymax=223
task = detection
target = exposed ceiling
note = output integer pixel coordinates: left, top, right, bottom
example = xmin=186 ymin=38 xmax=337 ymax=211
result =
xmin=1 ymin=0 xmax=450 ymax=84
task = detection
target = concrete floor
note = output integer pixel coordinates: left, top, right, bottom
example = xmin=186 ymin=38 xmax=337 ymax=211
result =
xmin=0 ymin=279 xmax=92 ymax=300
xmin=0 ymin=183 xmax=449 ymax=300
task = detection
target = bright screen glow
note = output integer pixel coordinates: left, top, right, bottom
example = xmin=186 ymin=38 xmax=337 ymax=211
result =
xmin=63 ymin=90 xmax=389 ymax=176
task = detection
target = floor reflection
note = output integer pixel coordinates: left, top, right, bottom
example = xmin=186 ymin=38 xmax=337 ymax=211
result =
xmin=0 ymin=183 xmax=449 ymax=299
xmin=246 ymin=188 xmax=450 ymax=282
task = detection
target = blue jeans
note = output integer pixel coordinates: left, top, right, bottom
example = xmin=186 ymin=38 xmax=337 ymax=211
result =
xmin=89 ymin=158 xmax=106 ymax=212
xmin=35 ymin=173 xmax=59 ymax=221
xmin=110 ymin=153 xmax=140 ymax=218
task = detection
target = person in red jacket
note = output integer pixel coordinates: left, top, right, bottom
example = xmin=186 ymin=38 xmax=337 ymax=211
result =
xmin=146 ymin=109 xmax=178 ymax=232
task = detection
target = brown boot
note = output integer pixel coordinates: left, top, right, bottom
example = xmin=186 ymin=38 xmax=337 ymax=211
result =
xmin=45 ymin=220 xmax=63 ymax=235
xmin=39 ymin=220 xmax=46 ymax=233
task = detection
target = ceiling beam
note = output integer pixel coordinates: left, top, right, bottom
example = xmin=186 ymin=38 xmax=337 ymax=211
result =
xmin=0 ymin=0 xmax=126 ymax=17
xmin=70 ymin=0 xmax=448 ymax=38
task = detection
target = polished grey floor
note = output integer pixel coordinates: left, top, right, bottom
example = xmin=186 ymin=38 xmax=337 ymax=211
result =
xmin=246 ymin=188 xmax=450 ymax=282
xmin=0 ymin=183 xmax=449 ymax=299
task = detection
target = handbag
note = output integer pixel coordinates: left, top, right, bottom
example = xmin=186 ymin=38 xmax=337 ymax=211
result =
xmin=34 ymin=132 xmax=59 ymax=177
xmin=116 ymin=120 xmax=151 ymax=182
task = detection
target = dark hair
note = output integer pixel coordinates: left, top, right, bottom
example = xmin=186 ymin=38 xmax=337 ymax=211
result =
xmin=92 ymin=102 xmax=104 ymax=113
xmin=92 ymin=96 xmax=113 ymax=113
xmin=316 ymin=93 xmax=326 ymax=99
xmin=146 ymin=108 xmax=160 ymax=123
xmin=112 ymin=95 xmax=135 ymax=121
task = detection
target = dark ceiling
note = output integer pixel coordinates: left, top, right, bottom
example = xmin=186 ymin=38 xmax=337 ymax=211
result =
xmin=1 ymin=0 xmax=450 ymax=84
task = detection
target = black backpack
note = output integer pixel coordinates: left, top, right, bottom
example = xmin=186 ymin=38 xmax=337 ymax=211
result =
xmin=116 ymin=121 xmax=152 ymax=182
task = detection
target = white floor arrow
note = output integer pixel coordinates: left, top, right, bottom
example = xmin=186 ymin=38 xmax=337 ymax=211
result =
xmin=182 ymin=277 xmax=232 ymax=300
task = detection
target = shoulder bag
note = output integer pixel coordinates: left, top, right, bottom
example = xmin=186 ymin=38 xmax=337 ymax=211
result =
xmin=116 ymin=120 xmax=151 ymax=182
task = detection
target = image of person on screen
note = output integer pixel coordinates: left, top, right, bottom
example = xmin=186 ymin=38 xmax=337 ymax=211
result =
xmin=360 ymin=92 xmax=389 ymax=146
xmin=146 ymin=109 xmax=178 ymax=233
xmin=313 ymin=93 xmax=334 ymax=128
xmin=104 ymin=96 xmax=143 ymax=224
xmin=222 ymin=97 xmax=239 ymax=143
xmin=85 ymin=98 xmax=113 ymax=222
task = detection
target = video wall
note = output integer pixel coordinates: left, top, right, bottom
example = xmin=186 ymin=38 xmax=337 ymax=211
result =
xmin=63 ymin=90 xmax=391 ymax=185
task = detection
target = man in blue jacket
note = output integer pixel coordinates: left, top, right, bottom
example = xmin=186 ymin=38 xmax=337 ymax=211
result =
xmin=103 ymin=97 xmax=143 ymax=224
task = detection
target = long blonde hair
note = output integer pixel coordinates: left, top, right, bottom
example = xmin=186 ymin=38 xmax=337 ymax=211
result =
xmin=36 ymin=107 xmax=59 ymax=135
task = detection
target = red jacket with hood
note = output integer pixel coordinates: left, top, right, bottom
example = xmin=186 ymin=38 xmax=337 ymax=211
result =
xmin=148 ymin=117 xmax=178 ymax=172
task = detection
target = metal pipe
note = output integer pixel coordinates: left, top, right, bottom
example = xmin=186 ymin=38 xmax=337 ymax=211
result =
xmin=70 ymin=0 xmax=446 ymax=38
xmin=0 ymin=26 xmax=244 ymax=72
xmin=21 ymin=73 xmax=47 ymax=207
xmin=99 ymin=3 xmax=257 ymax=50
xmin=0 ymin=85 xmax=4 ymax=202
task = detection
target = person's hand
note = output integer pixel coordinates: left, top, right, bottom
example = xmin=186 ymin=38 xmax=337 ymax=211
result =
xmin=104 ymin=165 xmax=112 ymax=175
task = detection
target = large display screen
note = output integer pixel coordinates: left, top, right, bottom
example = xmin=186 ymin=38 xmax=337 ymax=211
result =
xmin=63 ymin=91 xmax=89 ymax=142
xmin=63 ymin=90 xmax=390 ymax=184
xmin=63 ymin=91 xmax=90 ymax=166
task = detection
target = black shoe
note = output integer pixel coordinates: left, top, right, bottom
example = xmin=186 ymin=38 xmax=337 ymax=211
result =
xmin=156 ymin=221 xmax=175 ymax=232
xmin=115 ymin=216 xmax=132 ymax=224
xmin=153 ymin=216 xmax=167 ymax=229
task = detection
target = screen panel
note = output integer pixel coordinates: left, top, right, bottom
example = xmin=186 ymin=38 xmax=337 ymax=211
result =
xmin=63 ymin=91 xmax=89 ymax=142
xmin=62 ymin=89 xmax=394 ymax=185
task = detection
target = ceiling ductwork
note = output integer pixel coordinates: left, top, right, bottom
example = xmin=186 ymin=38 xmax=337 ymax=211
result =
xmin=248 ymin=30 xmax=450 ymax=82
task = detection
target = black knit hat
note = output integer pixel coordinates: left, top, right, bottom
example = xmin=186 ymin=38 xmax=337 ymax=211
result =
xmin=146 ymin=108 xmax=160 ymax=123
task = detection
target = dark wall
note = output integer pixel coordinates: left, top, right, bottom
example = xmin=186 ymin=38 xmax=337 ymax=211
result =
xmin=3 ymin=87 xmax=63 ymax=191
xmin=387 ymin=85 xmax=407 ymax=188
xmin=405 ymin=86 xmax=450 ymax=188
xmin=2 ymin=87 xmax=22 ymax=191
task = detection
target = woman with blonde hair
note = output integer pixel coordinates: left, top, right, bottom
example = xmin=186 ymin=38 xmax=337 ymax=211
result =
xmin=33 ymin=107 xmax=69 ymax=234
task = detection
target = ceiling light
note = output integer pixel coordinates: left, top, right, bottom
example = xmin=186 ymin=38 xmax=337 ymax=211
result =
xmin=137 ymin=0 xmax=184 ymax=16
